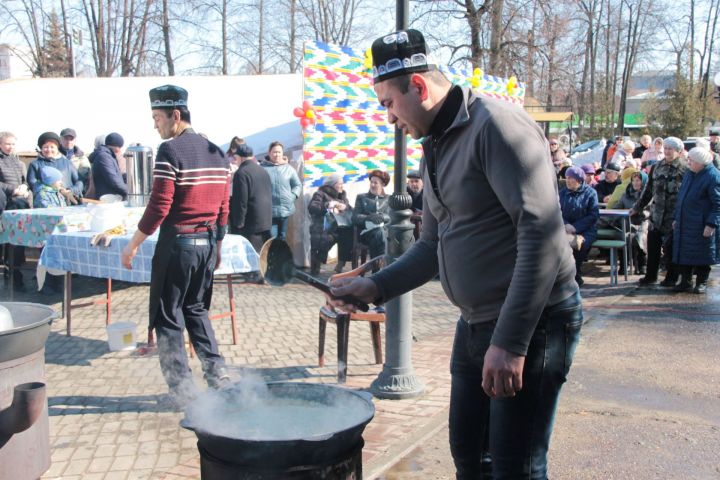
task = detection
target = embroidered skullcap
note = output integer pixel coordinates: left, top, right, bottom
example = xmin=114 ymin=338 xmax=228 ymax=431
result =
xmin=149 ymin=85 xmax=188 ymax=109
xmin=371 ymin=29 xmax=436 ymax=83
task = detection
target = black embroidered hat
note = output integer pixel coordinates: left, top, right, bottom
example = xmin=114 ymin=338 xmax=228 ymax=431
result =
xmin=371 ymin=29 xmax=436 ymax=83
xmin=149 ymin=84 xmax=188 ymax=109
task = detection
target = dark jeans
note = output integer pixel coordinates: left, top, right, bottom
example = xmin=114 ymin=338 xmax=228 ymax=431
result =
xmin=153 ymin=238 xmax=225 ymax=390
xmin=677 ymin=264 xmax=711 ymax=284
xmin=272 ymin=216 xmax=290 ymax=241
xmin=646 ymin=227 xmax=676 ymax=281
xmin=449 ymin=290 xmax=583 ymax=479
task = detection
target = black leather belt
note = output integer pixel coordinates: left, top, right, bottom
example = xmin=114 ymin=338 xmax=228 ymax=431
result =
xmin=175 ymin=237 xmax=210 ymax=246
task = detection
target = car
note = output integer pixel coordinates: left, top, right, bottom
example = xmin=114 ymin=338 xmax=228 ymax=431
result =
xmin=570 ymin=139 xmax=604 ymax=155
xmin=570 ymin=139 xmax=606 ymax=167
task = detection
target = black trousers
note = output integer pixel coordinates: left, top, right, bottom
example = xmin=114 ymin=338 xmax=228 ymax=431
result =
xmin=677 ymin=264 xmax=711 ymax=284
xmin=153 ymin=237 xmax=225 ymax=390
xmin=645 ymin=227 xmax=677 ymax=281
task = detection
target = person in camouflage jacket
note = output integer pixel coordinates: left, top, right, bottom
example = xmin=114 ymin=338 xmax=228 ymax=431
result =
xmin=631 ymin=137 xmax=687 ymax=286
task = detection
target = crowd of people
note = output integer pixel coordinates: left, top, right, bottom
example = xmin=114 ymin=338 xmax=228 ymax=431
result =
xmin=553 ymin=128 xmax=720 ymax=292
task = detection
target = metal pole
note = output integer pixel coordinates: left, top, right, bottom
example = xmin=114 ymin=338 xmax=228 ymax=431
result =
xmin=369 ymin=0 xmax=424 ymax=399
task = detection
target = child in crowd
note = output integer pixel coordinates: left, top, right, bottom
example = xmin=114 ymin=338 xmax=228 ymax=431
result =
xmin=35 ymin=166 xmax=69 ymax=208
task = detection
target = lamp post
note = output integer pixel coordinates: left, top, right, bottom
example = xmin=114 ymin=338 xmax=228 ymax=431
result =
xmin=369 ymin=0 xmax=425 ymax=400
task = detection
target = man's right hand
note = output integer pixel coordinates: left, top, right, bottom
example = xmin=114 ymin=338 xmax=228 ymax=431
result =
xmin=328 ymin=277 xmax=378 ymax=312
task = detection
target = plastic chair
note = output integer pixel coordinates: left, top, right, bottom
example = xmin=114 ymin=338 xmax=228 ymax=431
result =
xmin=318 ymin=255 xmax=388 ymax=383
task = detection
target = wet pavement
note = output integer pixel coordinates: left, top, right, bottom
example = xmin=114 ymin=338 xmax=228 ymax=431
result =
xmin=2 ymin=252 xmax=719 ymax=479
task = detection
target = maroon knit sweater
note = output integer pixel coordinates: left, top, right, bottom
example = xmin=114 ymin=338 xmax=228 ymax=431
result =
xmin=137 ymin=129 xmax=230 ymax=237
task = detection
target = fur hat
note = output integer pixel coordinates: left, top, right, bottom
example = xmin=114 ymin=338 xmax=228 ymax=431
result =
xmin=368 ymin=169 xmax=390 ymax=186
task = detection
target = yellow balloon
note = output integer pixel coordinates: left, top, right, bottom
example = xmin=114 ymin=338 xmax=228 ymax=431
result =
xmin=364 ymin=48 xmax=373 ymax=70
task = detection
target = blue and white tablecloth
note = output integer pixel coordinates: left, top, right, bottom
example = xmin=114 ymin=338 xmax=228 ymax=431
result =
xmin=39 ymin=232 xmax=259 ymax=284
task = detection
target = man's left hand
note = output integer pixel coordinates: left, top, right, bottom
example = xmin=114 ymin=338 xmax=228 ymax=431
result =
xmin=482 ymin=344 xmax=525 ymax=398
xmin=121 ymin=244 xmax=138 ymax=269
xmin=703 ymin=225 xmax=715 ymax=238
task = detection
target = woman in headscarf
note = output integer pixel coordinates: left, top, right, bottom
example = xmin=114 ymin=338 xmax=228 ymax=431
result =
xmin=353 ymin=169 xmax=391 ymax=259
xmin=307 ymin=174 xmax=353 ymax=275
xmin=618 ymin=171 xmax=649 ymax=275
xmin=672 ymin=147 xmax=720 ymax=293
xmin=559 ymin=165 xmax=600 ymax=286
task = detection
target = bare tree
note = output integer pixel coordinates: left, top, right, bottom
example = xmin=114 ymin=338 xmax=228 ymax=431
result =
xmin=1 ymin=0 xmax=48 ymax=76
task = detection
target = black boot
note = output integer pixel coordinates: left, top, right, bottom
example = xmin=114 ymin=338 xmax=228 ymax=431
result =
xmin=673 ymin=276 xmax=693 ymax=292
xmin=694 ymin=268 xmax=710 ymax=294
xmin=660 ymin=264 xmax=678 ymax=287
xmin=310 ymin=255 xmax=321 ymax=276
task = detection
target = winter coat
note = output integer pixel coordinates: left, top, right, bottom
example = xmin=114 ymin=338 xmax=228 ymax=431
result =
xmin=0 ymin=150 xmax=31 ymax=209
xmin=594 ymin=178 xmax=621 ymax=201
xmin=308 ymin=185 xmax=351 ymax=236
xmin=633 ymin=157 xmax=686 ymax=234
xmin=89 ymin=145 xmax=127 ymax=200
xmin=27 ymin=155 xmax=83 ymax=197
xmin=672 ymin=164 xmax=720 ymax=266
xmin=230 ymin=160 xmax=272 ymax=234
xmin=261 ymin=158 xmax=301 ymax=218
xmin=35 ymin=185 xmax=68 ymax=209
xmin=352 ymin=191 xmax=390 ymax=231
xmin=559 ymin=183 xmax=600 ymax=247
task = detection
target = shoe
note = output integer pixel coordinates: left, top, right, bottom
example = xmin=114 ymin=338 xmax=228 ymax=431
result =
xmin=660 ymin=277 xmax=678 ymax=287
xmin=334 ymin=261 xmax=346 ymax=274
xmin=575 ymin=275 xmax=585 ymax=287
xmin=694 ymin=283 xmax=707 ymax=294
xmin=205 ymin=366 xmax=232 ymax=390
xmin=638 ymin=276 xmax=658 ymax=286
xmin=12 ymin=270 xmax=25 ymax=291
xmin=161 ymin=381 xmax=200 ymax=411
xmin=673 ymin=279 xmax=693 ymax=292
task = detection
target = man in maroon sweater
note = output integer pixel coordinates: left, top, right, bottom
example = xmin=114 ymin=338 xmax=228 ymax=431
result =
xmin=121 ymin=85 xmax=231 ymax=406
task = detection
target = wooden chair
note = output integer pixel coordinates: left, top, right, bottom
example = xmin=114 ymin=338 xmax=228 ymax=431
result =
xmin=318 ymin=255 xmax=388 ymax=383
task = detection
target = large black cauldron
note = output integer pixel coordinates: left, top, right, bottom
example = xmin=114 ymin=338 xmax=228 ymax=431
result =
xmin=181 ymin=382 xmax=375 ymax=479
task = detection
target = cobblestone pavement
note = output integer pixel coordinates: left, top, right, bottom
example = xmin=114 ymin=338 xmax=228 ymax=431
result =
xmin=2 ymin=255 xmax=640 ymax=480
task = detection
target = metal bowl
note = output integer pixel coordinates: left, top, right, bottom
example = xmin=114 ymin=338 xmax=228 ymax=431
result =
xmin=0 ymin=303 xmax=56 ymax=363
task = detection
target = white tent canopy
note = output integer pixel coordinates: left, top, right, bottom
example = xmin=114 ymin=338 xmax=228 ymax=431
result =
xmin=1 ymin=74 xmax=303 ymax=156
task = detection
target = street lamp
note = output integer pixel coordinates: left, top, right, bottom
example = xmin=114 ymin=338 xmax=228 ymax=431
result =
xmin=368 ymin=0 xmax=424 ymax=400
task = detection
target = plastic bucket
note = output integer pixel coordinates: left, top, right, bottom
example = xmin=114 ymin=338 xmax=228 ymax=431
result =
xmin=106 ymin=322 xmax=137 ymax=351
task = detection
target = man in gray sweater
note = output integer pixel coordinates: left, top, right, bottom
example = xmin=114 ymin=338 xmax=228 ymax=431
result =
xmin=331 ymin=30 xmax=582 ymax=478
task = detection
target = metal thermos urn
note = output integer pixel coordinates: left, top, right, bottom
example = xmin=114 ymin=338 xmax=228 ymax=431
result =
xmin=123 ymin=144 xmax=154 ymax=207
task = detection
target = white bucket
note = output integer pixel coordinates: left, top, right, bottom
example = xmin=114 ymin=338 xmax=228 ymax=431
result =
xmin=106 ymin=322 xmax=137 ymax=351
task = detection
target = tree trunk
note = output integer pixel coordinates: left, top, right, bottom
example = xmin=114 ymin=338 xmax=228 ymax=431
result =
xmin=489 ymin=0 xmax=504 ymax=72
xmin=258 ymin=0 xmax=264 ymax=74
xmin=222 ymin=0 xmax=228 ymax=75
xmin=162 ymin=0 xmax=175 ymax=76
xmin=289 ymin=0 xmax=297 ymax=72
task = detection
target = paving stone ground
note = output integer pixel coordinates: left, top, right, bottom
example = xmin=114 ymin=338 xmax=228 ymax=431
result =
xmin=2 ymin=254 xmax=636 ymax=480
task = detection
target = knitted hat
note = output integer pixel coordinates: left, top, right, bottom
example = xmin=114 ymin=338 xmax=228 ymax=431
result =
xmin=580 ymin=164 xmax=596 ymax=175
xmin=663 ymin=136 xmax=684 ymax=152
xmin=149 ymin=84 xmax=188 ymax=109
xmin=565 ymin=166 xmax=585 ymax=183
xmin=322 ymin=173 xmax=342 ymax=187
xmin=371 ymin=29 xmax=436 ymax=83
xmin=104 ymin=132 xmax=124 ymax=148
xmin=37 ymin=132 xmax=62 ymax=149
xmin=688 ymin=147 xmax=713 ymax=166
xmin=234 ymin=143 xmax=254 ymax=158
xmin=40 ymin=166 xmax=63 ymax=186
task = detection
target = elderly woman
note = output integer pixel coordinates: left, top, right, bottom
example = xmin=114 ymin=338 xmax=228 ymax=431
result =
xmin=308 ymin=174 xmax=353 ymax=275
xmin=353 ymin=169 xmax=391 ymax=259
xmin=27 ymin=131 xmax=83 ymax=201
xmin=640 ymin=137 xmax=664 ymax=169
xmin=261 ymin=141 xmax=301 ymax=241
xmin=618 ymin=171 xmax=649 ymax=275
xmin=672 ymin=148 xmax=720 ymax=293
xmin=559 ymin=166 xmax=600 ymax=286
